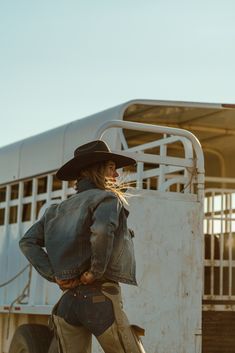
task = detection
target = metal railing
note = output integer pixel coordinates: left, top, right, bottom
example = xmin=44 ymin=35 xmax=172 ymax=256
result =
xmin=94 ymin=120 xmax=205 ymax=202
xmin=203 ymin=188 xmax=235 ymax=310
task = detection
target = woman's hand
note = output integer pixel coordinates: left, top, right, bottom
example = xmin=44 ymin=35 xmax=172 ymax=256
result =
xmin=55 ymin=271 xmax=95 ymax=290
xmin=79 ymin=271 xmax=95 ymax=284
xmin=55 ymin=277 xmax=81 ymax=290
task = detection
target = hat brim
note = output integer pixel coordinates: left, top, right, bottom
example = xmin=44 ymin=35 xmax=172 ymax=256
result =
xmin=56 ymin=151 xmax=136 ymax=181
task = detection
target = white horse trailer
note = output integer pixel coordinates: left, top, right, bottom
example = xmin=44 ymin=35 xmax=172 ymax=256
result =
xmin=0 ymin=99 xmax=234 ymax=353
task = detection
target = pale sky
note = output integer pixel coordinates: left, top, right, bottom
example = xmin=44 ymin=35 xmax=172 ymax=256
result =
xmin=0 ymin=0 xmax=235 ymax=148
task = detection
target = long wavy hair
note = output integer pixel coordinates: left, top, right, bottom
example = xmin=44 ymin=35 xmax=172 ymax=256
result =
xmin=75 ymin=161 xmax=130 ymax=204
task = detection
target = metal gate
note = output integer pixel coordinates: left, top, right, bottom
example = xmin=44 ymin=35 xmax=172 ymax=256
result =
xmin=203 ymin=188 xmax=235 ymax=311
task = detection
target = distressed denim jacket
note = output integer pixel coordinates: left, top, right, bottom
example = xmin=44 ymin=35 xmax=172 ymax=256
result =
xmin=19 ymin=179 xmax=137 ymax=285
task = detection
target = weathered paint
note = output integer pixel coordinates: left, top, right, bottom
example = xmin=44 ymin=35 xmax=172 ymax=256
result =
xmin=121 ymin=191 xmax=202 ymax=353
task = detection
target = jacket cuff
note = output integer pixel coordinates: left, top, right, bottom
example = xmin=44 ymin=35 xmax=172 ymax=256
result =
xmin=89 ymin=269 xmax=104 ymax=280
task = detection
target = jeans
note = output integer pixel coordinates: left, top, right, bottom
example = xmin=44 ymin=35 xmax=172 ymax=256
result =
xmin=52 ymin=282 xmax=146 ymax=353
xmin=55 ymin=284 xmax=115 ymax=336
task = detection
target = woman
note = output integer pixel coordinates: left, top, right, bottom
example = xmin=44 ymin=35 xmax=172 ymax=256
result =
xmin=19 ymin=140 xmax=146 ymax=353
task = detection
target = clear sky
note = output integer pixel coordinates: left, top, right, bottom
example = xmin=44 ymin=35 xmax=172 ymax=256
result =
xmin=0 ymin=0 xmax=235 ymax=148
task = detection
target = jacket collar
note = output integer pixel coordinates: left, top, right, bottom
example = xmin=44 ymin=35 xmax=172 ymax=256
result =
xmin=76 ymin=178 xmax=98 ymax=193
xmin=77 ymin=178 xmax=130 ymax=217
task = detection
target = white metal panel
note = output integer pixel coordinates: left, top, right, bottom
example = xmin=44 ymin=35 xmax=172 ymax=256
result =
xmin=121 ymin=191 xmax=202 ymax=353
xmin=0 ymin=107 xmax=123 ymax=184
xmin=4 ymin=225 xmax=22 ymax=303
xmin=0 ymin=222 xmax=31 ymax=306
xmin=19 ymin=126 xmax=65 ymax=181
xmin=0 ymin=142 xmax=22 ymax=184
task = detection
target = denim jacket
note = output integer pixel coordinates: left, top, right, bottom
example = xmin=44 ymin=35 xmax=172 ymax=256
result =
xmin=19 ymin=179 xmax=137 ymax=286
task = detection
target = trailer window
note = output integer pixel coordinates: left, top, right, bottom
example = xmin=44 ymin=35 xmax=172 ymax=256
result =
xmin=222 ymin=267 xmax=229 ymax=295
xmin=37 ymin=177 xmax=47 ymax=194
xmin=23 ymin=180 xmax=32 ymax=197
xmin=68 ymin=180 xmax=75 ymax=188
xmin=52 ymin=174 xmax=62 ymax=191
xmin=204 ymin=267 xmax=210 ymax=295
xmin=10 ymin=184 xmax=19 ymax=200
xmin=0 ymin=187 xmax=6 ymax=202
xmin=214 ymin=267 xmax=219 ymax=295
xmin=36 ymin=200 xmax=46 ymax=218
xmin=0 ymin=208 xmax=4 ymax=225
xmin=22 ymin=203 xmax=31 ymax=222
xmin=9 ymin=206 xmax=17 ymax=224
xmin=233 ymin=269 xmax=235 ymax=295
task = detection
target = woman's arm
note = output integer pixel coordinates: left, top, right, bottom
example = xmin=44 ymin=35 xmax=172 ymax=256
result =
xmin=89 ymin=196 xmax=121 ymax=279
xmin=19 ymin=216 xmax=55 ymax=282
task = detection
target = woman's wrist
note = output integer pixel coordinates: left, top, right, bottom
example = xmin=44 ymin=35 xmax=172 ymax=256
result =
xmin=80 ymin=271 xmax=95 ymax=284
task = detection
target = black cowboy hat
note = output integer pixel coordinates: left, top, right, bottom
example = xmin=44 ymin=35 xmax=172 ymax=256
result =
xmin=56 ymin=140 xmax=136 ymax=180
